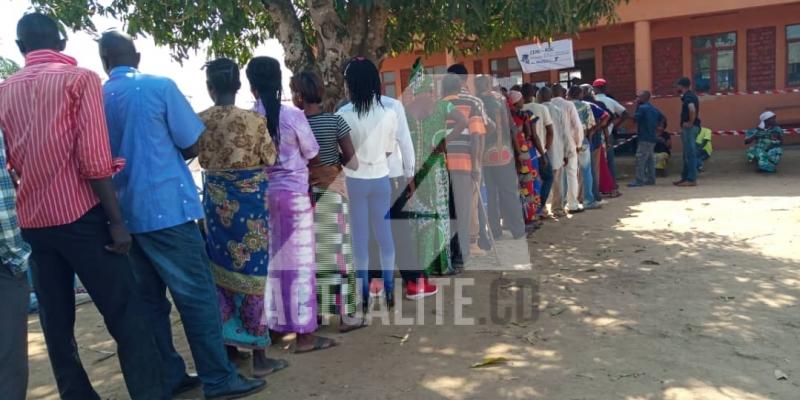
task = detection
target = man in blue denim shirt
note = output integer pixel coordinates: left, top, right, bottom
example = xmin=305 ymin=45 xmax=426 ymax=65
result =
xmin=98 ymin=31 xmax=265 ymax=399
xmin=630 ymin=91 xmax=665 ymax=187
xmin=0 ymin=128 xmax=32 ymax=400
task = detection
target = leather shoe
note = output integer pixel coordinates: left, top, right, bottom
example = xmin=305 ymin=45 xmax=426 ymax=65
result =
xmin=172 ymin=374 xmax=201 ymax=398
xmin=205 ymin=374 xmax=266 ymax=400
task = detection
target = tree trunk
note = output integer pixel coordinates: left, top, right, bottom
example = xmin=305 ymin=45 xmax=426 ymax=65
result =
xmin=262 ymin=0 xmax=390 ymax=111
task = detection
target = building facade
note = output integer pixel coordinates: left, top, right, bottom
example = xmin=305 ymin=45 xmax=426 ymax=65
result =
xmin=380 ymin=0 xmax=800 ymax=149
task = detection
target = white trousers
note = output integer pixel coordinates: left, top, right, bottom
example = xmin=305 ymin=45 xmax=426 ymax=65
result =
xmin=551 ymin=155 xmax=580 ymax=212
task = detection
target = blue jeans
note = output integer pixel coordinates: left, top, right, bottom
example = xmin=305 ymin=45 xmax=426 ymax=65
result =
xmin=346 ymin=176 xmax=396 ymax=299
xmin=0 ymin=264 xmax=29 ymax=400
xmin=606 ymin=133 xmax=619 ymax=183
xmin=634 ymin=141 xmax=657 ymax=185
xmin=578 ymin=141 xmax=595 ymax=205
xmin=129 ymin=222 xmax=237 ymax=396
xmin=697 ymin=144 xmax=710 ymax=170
xmin=537 ymin=153 xmax=554 ymax=215
xmin=681 ymin=126 xmax=700 ymax=182
xmin=591 ymin=148 xmax=602 ymax=201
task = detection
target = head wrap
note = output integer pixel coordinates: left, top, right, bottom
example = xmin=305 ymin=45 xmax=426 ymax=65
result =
xmin=408 ymin=57 xmax=434 ymax=95
xmin=508 ymin=90 xmax=523 ymax=104
xmin=759 ymin=111 xmax=776 ymax=129
xmin=592 ymin=78 xmax=608 ymax=88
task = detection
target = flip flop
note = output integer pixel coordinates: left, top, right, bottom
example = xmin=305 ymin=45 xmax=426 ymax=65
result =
xmin=294 ymin=336 xmax=337 ymax=354
xmin=339 ymin=317 xmax=368 ymax=333
xmin=252 ymin=358 xmax=289 ymax=378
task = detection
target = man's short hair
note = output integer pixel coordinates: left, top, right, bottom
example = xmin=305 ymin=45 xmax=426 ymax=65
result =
xmin=675 ymin=77 xmax=691 ymax=88
xmin=446 ymin=63 xmax=468 ymax=76
xmin=441 ymin=74 xmax=463 ymax=95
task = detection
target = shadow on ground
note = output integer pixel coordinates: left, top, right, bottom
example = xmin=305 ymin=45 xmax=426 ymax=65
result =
xmin=27 ymin=148 xmax=800 ymax=400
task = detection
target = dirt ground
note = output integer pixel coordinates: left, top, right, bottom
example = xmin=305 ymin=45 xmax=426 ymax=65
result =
xmin=26 ymin=148 xmax=800 ymax=400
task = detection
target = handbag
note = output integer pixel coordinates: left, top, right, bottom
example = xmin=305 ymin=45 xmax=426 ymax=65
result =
xmin=483 ymin=119 xmax=513 ymax=167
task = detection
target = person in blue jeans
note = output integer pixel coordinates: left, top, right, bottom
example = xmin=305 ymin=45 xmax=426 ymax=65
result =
xmin=696 ymin=127 xmax=712 ymax=172
xmin=98 ymin=31 xmax=265 ymax=399
xmin=336 ymin=58 xmax=398 ymax=310
xmin=0 ymin=128 xmax=32 ymax=400
xmin=567 ymin=85 xmax=601 ymax=210
xmin=581 ymin=85 xmax=611 ymax=203
xmin=674 ymin=77 xmax=700 ymax=187
xmin=629 ymin=91 xmax=664 ymax=187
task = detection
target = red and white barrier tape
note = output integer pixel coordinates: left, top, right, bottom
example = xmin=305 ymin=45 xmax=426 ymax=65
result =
xmin=710 ymin=128 xmax=800 ymax=136
xmin=623 ymin=87 xmax=800 ymax=106
xmin=612 ymin=128 xmax=799 ymax=148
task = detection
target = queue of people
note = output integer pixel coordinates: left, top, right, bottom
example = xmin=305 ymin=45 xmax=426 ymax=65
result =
xmin=0 ymin=12 xmax=791 ymax=400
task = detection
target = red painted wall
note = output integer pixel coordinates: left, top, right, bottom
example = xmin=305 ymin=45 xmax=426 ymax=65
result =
xmin=602 ymin=43 xmax=637 ymax=101
xmin=747 ymin=27 xmax=777 ymax=91
xmin=652 ymin=38 xmax=684 ymax=96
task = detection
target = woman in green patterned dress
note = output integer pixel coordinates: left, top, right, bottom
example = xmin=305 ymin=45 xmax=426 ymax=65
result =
xmin=404 ymin=60 xmax=469 ymax=276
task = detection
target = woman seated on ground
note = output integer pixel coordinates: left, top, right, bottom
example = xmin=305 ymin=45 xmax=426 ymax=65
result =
xmin=654 ymin=119 xmax=672 ymax=177
xmin=745 ymin=111 xmax=783 ymax=173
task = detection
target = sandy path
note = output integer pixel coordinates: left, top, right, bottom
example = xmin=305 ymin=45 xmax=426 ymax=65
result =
xmin=26 ymin=148 xmax=800 ymax=400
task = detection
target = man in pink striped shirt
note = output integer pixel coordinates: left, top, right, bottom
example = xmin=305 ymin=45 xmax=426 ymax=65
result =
xmin=0 ymin=13 xmax=164 ymax=400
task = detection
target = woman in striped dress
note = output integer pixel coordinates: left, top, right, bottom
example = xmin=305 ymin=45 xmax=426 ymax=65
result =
xmin=289 ymin=72 xmax=364 ymax=331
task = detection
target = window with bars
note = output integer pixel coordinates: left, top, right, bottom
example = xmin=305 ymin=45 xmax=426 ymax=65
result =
xmin=490 ymin=57 xmax=523 ymax=89
xmin=692 ymin=32 xmax=737 ymax=92
xmin=787 ymin=25 xmax=800 ymax=87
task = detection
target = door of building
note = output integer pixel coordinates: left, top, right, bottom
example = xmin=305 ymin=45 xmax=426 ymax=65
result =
xmin=559 ymin=49 xmax=596 ymax=87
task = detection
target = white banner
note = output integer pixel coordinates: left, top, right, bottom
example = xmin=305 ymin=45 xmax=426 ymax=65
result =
xmin=515 ymin=39 xmax=575 ymax=73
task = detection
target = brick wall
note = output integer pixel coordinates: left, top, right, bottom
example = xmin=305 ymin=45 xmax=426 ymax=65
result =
xmin=529 ymin=71 xmax=550 ymax=83
xmin=652 ymin=37 xmax=683 ymax=96
xmin=747 ymin=27 xmax=776 ymax=91
xmin=602 ymin=43 xmax=636 ymax=100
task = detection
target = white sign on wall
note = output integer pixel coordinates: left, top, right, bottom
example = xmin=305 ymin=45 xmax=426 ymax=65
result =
xmin=515 ymin=39 xmax=575 ymax=73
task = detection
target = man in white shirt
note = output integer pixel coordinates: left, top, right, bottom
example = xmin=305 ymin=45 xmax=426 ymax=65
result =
xmin=539 ymin=86 xmax=576 ymax=216
xmin=521 ymin=83 xmax=554 ymax=215
xmin=550 ymin=84 xmax=584 ymax=214
xmin=593 ymin=79 xmax=630 ymax=190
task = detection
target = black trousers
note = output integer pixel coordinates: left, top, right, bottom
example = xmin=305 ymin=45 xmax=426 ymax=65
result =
xmin=369 ymin=177 xmax=423 ymax=284
xmin=448 ymin=171 xmax=473 ymax=266
xmin=22 ymin=206 xmax=165 ymax=400
xmin=0 ymin=266 xmax=29 ymax=400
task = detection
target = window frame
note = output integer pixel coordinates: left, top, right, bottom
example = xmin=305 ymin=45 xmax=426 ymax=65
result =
xmin=786 ymin=24 xmax=800 ymax=88
xmin=489 ymin=57 xmax=523 ymax=88
xmin=691 ymin=31 xmax=738 ymax=93
xmin=381 ymin=71 xmax=398 ymax=98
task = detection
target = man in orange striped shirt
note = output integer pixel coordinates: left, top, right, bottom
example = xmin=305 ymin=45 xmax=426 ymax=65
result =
xmin=441 ymin=70 xmax=489 ymax=270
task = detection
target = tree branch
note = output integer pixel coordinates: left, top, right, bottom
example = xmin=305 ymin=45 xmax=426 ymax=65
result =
xmin=260 ymin=0 xmax=315 ymax=72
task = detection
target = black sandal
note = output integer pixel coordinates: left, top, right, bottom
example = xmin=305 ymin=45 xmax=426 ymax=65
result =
xmin=294 ymin=336 xmax=337 ymax=354
xmin=253 ymin=358 xmax=289 ymax=378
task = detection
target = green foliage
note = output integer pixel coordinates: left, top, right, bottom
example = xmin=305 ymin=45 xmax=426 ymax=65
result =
xmin=28 ymin=0 xmax=623 ymax=67
xmin=0 ymin=57 xmax=21 ymax=80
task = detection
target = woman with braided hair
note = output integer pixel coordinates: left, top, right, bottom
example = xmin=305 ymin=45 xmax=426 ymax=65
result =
xmin=198 ymin=57 xmax=288 ymax=376
xmin=336 ymin=57 xmax=399 ymax=310
xmin=246 ymin=56 xmax=336 ymax=353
